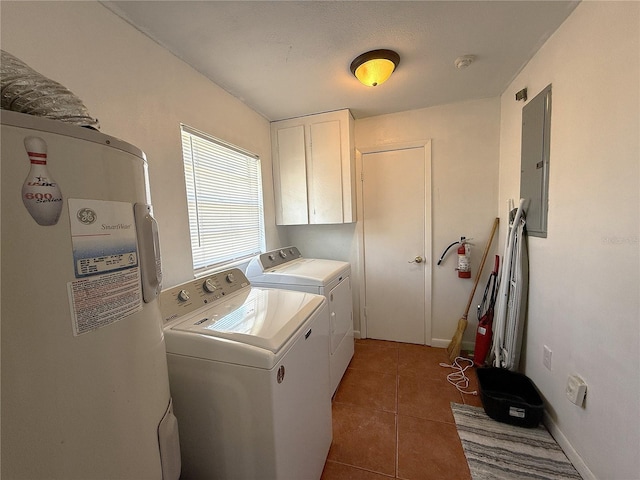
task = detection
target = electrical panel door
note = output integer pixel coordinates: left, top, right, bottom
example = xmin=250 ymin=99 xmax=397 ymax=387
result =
xmin=520 ymin=84 xmax=552 ymax=237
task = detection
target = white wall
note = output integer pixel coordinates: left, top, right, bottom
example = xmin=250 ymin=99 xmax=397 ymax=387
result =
xmin=498 ymin=2 xmax=640 ymax=478
xmin=0 ymin=1 xmax=284 ymax=288
xmin=289 ymin=98 xmax=501 ymax=346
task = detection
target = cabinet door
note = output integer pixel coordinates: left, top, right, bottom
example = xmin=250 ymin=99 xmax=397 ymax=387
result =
xmin=309 ymin=120 xmax=343 ymax=224
xmin=275 ymin=125 xmax=308 ymax=225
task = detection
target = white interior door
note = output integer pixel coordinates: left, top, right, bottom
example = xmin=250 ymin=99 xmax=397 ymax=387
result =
xmin=362 ymin=144 xmax=431 ymax=344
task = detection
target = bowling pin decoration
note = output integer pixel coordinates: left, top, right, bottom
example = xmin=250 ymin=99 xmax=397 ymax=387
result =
xmin=22 ymin=136 xmax=64 ymax=226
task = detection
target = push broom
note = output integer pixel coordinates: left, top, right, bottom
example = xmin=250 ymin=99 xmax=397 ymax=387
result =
xmin=446 ymin=217 xmax=499 ymax=363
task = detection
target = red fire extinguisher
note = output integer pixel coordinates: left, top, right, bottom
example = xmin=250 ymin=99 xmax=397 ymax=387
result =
xmin=437 ymin=236 xmax=473 ymax=278
xmin=457 ymin=239 xmax=471 ymax=278
xmin=474 ymin=255 xmax=500 ymax=367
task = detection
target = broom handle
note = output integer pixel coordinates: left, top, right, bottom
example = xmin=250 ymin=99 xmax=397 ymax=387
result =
xmin=462 ymin=217 xmax=500 ymax=319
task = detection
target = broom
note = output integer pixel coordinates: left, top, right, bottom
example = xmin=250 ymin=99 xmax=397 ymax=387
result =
xmin=446 ymin=217 xmax=499 ymax=363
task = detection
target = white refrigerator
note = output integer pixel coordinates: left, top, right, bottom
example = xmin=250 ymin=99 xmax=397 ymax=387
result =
xmin=1 ymin=110 xmax=181 ymax=479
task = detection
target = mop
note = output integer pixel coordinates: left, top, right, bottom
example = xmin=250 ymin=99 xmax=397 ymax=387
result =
xmin=491 ymin=199 xmax=529 ymax=371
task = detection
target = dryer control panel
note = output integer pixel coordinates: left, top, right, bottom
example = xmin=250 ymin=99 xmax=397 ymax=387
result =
xmin=159 ymin=268 xmax=250 ymax=324
xmin=252 ymin=246 xmax=302 ymax=271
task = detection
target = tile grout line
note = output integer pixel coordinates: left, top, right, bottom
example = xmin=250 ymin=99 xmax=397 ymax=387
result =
xmin=325 ymin=460 xmax=396 ymax=479
xmin=396 ymin=345 xmax=400 ymax=478
xmin=395 ymin=371 xmax=400 ymax=479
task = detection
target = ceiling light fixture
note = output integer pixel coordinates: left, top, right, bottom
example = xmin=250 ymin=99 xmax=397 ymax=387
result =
xmin=350 ymin=49 xmax=400 ymax=87
xmin=454 ymin=55 xmax=476 ymax=69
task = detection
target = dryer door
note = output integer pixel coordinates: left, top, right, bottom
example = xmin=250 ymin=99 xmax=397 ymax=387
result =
xmin=329 ymin=276 xmax=352 ymax=354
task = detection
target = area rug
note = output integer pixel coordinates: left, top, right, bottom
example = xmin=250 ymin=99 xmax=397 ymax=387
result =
xmin=451 ymin=403 xmax=582 ymax=480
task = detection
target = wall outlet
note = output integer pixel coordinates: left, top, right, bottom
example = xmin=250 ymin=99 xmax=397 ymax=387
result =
xmin=566 ymin=374 xmax=587 ymax=406
xmin=543 ymin=345 xmax=552 ymax=370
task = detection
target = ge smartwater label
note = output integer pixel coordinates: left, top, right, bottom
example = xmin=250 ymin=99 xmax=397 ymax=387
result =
xmin=68 ymin=199 xmax=138 ymax=278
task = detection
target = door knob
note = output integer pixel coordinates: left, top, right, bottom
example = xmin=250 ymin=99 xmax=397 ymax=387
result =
xmin=409 ymin=256 xmax=424 ymax=264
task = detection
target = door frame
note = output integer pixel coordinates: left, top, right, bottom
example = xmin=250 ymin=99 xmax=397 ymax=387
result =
xmin=355 ymin=140 xmax=433 ymax=345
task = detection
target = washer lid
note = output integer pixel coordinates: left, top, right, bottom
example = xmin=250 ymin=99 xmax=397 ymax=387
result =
xmin=249 ymin=258 xmax=350 ymax=287
xmin=170 ymin=287 xmax=324 ymax=353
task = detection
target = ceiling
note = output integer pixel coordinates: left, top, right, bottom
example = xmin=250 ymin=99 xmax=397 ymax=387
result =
xmin=101 ymin=1 xmax=579 ymax=122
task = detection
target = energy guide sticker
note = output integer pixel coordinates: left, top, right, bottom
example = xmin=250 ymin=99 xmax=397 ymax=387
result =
xmin=68 ymin=268 xmax=143 ymax=336
xmin=68 ymin=199 xmax=138 ymax=278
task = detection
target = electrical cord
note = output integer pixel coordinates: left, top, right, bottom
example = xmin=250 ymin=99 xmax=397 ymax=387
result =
xmin=439 ymin=357 xmax=478 ymax=395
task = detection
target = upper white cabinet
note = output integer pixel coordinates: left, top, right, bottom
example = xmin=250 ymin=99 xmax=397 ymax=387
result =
xmin=271 ymin=109 xmax=355 ymax=225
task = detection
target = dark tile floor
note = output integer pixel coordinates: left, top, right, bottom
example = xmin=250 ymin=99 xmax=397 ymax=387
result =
xmin=321 ymin=339 xmax=482 ymax=480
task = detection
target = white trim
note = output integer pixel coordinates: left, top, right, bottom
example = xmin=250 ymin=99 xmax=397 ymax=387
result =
xmin=431 ymin=338 xmax=450 ymax=349
xmin=423 ymin=141 xmax=433 ymax=346
xmin=431 ymin=338 xmax=476 ymax=351
xmin=355 ymin=149 xmax=367 ymax=339
xmin=543 ymin=412 xmax=597 ymax=480
xmin=193 ymin=257 xmax=253 ymax=279
xmin=358 ymin=140 xmax=430 ymax=155
xmin=181 ymin=123 xmax=258 ymax=159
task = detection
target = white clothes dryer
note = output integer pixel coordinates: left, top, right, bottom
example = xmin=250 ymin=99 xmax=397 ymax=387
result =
xmin=160 ymin=268 xmax=332 ymax=480
xmin=246 ymin=246 xmax=354 ymax=395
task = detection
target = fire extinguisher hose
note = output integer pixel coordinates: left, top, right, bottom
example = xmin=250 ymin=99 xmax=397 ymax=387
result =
xmin=437 ymin=240 xmax=460 ymax=266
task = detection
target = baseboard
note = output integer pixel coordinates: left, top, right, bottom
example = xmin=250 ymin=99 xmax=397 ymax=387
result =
xmin=543 ymin=411 xmax=597 ymax=480
xmin=431 ymin=338 xmax=475 ymax=352
xmin=357 ymin=334 xmax=474 ymax=353
xmin=431 ymin=338 xmax=449 ymax=348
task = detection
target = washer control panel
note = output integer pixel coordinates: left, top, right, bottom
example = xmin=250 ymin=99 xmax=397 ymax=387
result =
xmin=159 ymin=268 xmax=250 ymax=324
xmin=257 ymin=246 xmax=302 ymax=270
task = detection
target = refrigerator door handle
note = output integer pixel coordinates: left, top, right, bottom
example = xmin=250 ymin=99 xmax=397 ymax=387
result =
xmin=135 ymin=203 xmax=163 ymax=302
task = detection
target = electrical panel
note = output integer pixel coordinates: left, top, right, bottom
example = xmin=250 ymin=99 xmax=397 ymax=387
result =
xmin=520 ymin=84 xmax=552 ymax=237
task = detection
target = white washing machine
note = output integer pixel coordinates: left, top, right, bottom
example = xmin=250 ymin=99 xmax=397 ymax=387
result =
xmin=246 ymin=246 xmax=354 ymax=395
xmin=159 ymin=268 xmax=332 ymax=480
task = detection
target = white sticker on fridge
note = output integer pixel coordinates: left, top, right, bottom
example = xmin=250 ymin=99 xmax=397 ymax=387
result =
xmin=68 ymin=198 xmax=138 ymax=278
xmin=67 ymin=268 xmax=143 ymax=335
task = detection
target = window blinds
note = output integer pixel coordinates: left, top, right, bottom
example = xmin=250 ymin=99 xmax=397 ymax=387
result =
xmin=181 ymin=125 xmax=265 ymax=274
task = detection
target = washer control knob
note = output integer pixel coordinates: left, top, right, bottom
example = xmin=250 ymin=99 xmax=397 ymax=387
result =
xmin=279 ymin=250 xmax=287 ymax=258
xmin=226 ymin=273 xmax=235 ymax=283
xmin=268 ymin=254 xmax=275 ymax=261
xmin=178 ymin=289 xmax=190 ymax=302
xmin=203 ymin=278 xmax=217 ymax=293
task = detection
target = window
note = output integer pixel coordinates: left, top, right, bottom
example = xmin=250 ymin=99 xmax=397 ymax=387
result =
xmin=181 ymin=125 xmax=265 ymax=274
